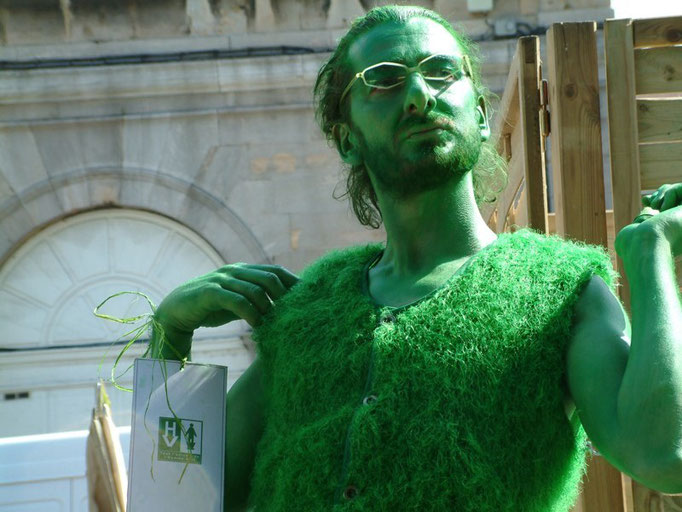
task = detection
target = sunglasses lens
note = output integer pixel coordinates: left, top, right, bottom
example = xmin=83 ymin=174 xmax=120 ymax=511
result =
xmin=420 ymin=56 xmax=463 ymax=81
xmin=364 ymin=64 xmax=406 ymax=88
xmin=343 ymin=55 xmax=468 ymax=104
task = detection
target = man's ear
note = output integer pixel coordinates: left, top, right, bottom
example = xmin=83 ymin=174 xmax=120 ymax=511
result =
xmin=333 ymin=123 xmax=363 ymax=166
xmin=476 ymin=97 xmax=491 ymax=142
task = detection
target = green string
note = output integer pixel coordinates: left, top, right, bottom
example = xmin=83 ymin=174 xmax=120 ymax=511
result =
xmin=94 ymin=291 xmax=191 ymax=483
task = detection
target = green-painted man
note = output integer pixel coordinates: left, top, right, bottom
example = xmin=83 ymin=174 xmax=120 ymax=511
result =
xmin=152 ymin=6 xmax=682 ymax=511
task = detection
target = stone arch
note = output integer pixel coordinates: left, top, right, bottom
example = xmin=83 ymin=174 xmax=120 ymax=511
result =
xmin=0 ymin=207 xmax=250 ymax=349
xmin=0 ymin=206 xmax=257 ymax=436
xmin=0 ymin=166 xmax=269 ymax=267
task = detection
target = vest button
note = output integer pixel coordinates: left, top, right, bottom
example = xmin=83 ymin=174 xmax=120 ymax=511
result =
xmin=362 ymin=394 xmax=378 ymax=405
xmin=343 ymin=485 xmax=358 ymax=500
xmin=380 ymin=313 xmax=396 ymax=324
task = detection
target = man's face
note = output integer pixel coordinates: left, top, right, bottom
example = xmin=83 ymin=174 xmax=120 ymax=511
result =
xmin=341 ymin=18 xmax=488 ymax=198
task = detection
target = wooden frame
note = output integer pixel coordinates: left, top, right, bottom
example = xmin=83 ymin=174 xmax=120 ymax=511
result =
xmin=490 ymin=16 xmax=682 ymax=512
xmin=484 ymin=36 xmax=548 ymax=234
xmin=546 ymin=22 xmax=608 ymax=248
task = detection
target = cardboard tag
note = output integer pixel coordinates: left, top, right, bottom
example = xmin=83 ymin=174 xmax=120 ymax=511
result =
xmin=127 ymin=358 xmax=227 ymax=511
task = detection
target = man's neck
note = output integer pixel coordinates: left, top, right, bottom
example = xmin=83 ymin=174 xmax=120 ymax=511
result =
xmin=374 ymin=171 xmax=497 ymax=280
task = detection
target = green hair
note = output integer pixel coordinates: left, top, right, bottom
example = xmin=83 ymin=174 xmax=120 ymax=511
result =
xmin=314 ymin=5 xmax=508 ymax=228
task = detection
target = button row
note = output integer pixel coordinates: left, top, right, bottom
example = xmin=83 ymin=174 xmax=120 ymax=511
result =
xmin=341 ymin=315 xmax=387 ymax=504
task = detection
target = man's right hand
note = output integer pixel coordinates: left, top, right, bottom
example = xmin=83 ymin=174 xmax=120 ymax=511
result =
xmin=152 ymin=263 xmax=300 ymax=358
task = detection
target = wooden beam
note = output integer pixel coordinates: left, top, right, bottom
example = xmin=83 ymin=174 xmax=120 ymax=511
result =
xmin=512 ymin=181 xmax=529 ymax=228
xmin=496 ymin=122 xmax=525 ymax=231
xmin=546 ymin=22 xmax=608 ymax=246
xmin=621 ymin=475 xmax=635 ymax=512
xmin=639 ymin=140 xmax=682 ymax=189
xmin=580 ymin=455 xmax=626 ymax=512
xmin=496 ymin=145 xmax=524 ymax=232
xmin=485 ymin=38 xmax=522 ymax=230
xmin=517 ymin=36 xmax=548 ymax=234
xmin=635 ymin=46 xmax=682 ymax=95
xmin=631 ymin=478 xmax=682 ymax=510
xmin=605 ymin=18 xmax=641 ymax=313
xmin=493 ymin=45 xmax=521 ymax=152
xmin=636 ymin=98 xmax=682 ymax=144
xmin=633 ymin=15 xmax=682 ymax=48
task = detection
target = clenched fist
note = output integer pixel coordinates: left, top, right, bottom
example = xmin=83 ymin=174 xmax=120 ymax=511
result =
xmin=615 ymin=183 xmax=682 ymax=261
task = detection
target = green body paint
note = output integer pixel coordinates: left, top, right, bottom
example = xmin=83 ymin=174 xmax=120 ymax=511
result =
xmin=135 ymin=6 xmax=682 ymax=510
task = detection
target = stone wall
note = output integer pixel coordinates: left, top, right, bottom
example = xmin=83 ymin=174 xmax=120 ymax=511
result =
xmin=0 ymin=0 xmax=612 ymax=45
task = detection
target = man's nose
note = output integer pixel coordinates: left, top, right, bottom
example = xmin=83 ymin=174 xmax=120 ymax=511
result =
xmin=403 ymin=72 xmax=436 ymax=115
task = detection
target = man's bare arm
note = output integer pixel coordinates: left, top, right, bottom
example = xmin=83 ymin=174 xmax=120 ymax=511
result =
xmin=566 ymin=185 xmax=682 ymax=493
xmin=224 ymin=358 xmax=265 ymax=512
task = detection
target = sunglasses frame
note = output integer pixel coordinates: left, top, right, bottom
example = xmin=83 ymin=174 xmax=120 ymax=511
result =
xmin=339 ymin=53 xmax=472 ymax=105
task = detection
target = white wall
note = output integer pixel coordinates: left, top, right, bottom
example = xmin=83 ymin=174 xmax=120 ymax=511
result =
xmin=0 ymin=428 xmax=130 ymax=512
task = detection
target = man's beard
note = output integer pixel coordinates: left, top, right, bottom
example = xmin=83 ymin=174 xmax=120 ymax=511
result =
xmin=357 ymin=120 xmax=482 ymax=199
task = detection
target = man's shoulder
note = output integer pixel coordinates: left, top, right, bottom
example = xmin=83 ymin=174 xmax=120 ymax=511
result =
xmin=498 ymin=228 xmax=613 ymax=262
xmin=300 ymin=243 xmax=383 ymax=282
xmin=482 ymin=228 xmax=619 ymax=290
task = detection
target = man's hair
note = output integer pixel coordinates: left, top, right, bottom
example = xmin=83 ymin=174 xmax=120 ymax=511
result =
xmin=314 ymin=5 xmax=508 ymax=229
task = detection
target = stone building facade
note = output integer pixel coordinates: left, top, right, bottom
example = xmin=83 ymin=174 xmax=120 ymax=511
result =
xmin=0 ymin=0 xmax=613 ymax=438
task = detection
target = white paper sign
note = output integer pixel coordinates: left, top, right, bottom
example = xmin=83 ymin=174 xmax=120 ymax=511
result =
xmin=127 ymin=358 xmax=227 ymax=511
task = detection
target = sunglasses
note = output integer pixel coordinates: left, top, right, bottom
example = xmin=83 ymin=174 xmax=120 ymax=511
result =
xmin=339 ymin=54 xmax=472 ymax=105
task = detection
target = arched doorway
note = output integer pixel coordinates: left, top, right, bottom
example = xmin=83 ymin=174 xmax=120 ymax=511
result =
xmin=0 ymin=209 xmax=254 ymax=436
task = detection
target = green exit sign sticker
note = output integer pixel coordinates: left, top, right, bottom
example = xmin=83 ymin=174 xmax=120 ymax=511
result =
xmin=158 ymin=417 xmax=203 ymax=464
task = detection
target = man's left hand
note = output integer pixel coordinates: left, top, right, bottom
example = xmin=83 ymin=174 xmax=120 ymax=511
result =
xmin=615 ymin=183 xmax=682 ymax=261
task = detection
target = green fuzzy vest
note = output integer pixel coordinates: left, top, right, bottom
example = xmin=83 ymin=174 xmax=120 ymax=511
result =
xmin=250 ymin=229 xmax=618 ymax=511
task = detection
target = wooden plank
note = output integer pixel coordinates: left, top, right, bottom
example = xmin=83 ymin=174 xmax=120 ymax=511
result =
xmin=637 ymin=98 xmax=682 ymax=144
xmin=486 ymin=118 xmax=524 ymax=229
xmin=517 ymin=36 xmax=548 ymax=233
xmin=485 ymin=208 xmax=498 ymax=232
xmin=639 ymin=140 xmax=682 ymax=189
xmin=503 ymin=133 xmax=512 ymax=161
xmin=480 ymin=201 xmax=496 ymax=226
xmin=605 ymin=18 xmax=641 ymax=313
xmin=571 ymin=492 xmax=585 ymax=512
xmin=621 ymin=475 xmax=635 ymax=512
xmin=500 ymin=178 xmax=528 ymax=232
xmin=631 ymin=478 xmax=682 ymax=510
xmin=492 ymin=45 xmax=521 ymax=151
xmin=580 ymin=455 xmax=626 ymax=512
xmin=546 ymin=22 xmax=608 ymax=246
xmin=545 ymin=26 xmax=564 ymax=237
xmin=496 ymin=155 xmax=524 ymax=232
xmin=496 ymin=122 xmax=526 ymax=231
xmin=635 ymin=46 xmax=682 ymax=95
xmin=512 ymin=182 xmax=529 ymax=228
xmin=480 ymin=41 xmax=519 ymax=229
xmin=633 ymin=16 xmax=682 ymax=48
xmin=496 ymin=172 xmax=523 ymax=231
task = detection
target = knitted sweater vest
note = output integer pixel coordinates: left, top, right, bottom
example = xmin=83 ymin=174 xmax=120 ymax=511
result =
xmin=250 ymin=229 xmax=618 ymax=511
